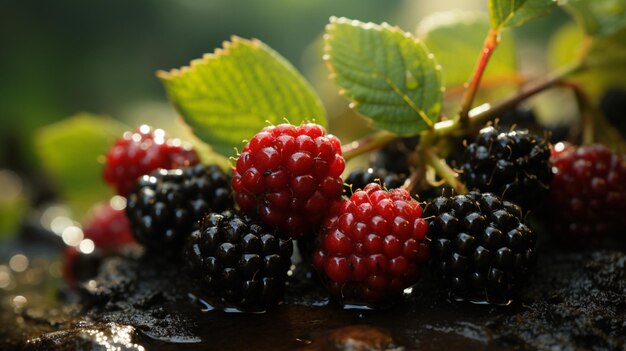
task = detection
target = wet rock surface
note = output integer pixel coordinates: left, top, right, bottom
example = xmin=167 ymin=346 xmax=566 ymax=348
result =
xmin=0 ymin=247 xmax=625 ymax=350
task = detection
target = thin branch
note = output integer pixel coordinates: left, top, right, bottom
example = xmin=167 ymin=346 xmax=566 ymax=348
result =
xmin=341 ymin=131 xmax=396 ymax=161
xmin=424 ymin=149 xmax=467 ymax=195
xmin=458 ymin=29 xmax=501 ymax=122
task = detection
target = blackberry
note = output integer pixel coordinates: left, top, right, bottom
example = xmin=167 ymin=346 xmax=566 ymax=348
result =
xmin=550 ymin=143 xmax=626 ymax=242
xmin=459 ymin=126 xmax=552 ymax=209
xmin=344 ymin=167 xmax=407 ymax=195
xmin=370 ymin=136 xmax=420 ymax=174
xmin=126 ymin=164 xmax=233 ymax=251
xmin=184 ymin=210 xmax=293 ymax=311
xmin=424 ymin=192 xmax=537 ymax=304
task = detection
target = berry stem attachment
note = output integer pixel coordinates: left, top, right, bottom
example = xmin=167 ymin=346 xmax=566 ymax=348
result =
xmin=458 ymin=28 xmax=501 ymax=123
xmin=435 ymin=62 xmax=585 ymax=137
xmin=341 ymin=131 xmax=396 ymax=161
xmin=423 ymin=148 xmax=467 ymax=195
xmin=340 ymin=62 xmax=583 ymax=161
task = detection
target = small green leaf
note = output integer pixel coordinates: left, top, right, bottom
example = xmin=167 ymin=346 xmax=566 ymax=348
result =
xmin=489 ymin=0 xmax=556 ymax=30
xmin=324 ymin=17 xmax=443 ymax=136
xmin=158 ymin=37 xmax=326 ymax=157
xmin=34 ymin=113 xmax=128 ymax=217
xmin=563 ymin=0 xmax=626 ymax=37
xmin=419 ymin=11 xmax=518 ymax=89
xmin=548 ymin=22 xmax=626 ymax=99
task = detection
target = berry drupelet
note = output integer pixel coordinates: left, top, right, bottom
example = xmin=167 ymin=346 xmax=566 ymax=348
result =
xmin=313 ymin=183 xmax=430 ymax=304
xmin=424 ymin=192 xmax=537 ymax=304
xmin=459 ymin=126 xmax=552 ymax=209
xmin=232 ymin=123 xmax=345 ymax=239
xmin=184 ymin=210 xmax=293 ymax=311
xmin=126 ymin=164 xmax=233 ymax=251
xmin=550 ymin=143 xmax=626 ymax=242
xmin=103 ymin=125 xmax=199 ymax=196
xmin=344 ymin=167 xmax=407 ymax=195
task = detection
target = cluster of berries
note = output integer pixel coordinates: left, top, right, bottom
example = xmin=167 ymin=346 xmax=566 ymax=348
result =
xmin=65 ymin=116 xmax=625 ymax=312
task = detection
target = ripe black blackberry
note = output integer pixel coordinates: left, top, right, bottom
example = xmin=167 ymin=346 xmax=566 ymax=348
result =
xmin=424 ymin=192 xmax=537 ymax=304
xmin=459 ymin=126 xmax=552 ymax=209
xmin=126 ymin=164 xmax=233 ymax=251
xmin=344 ymin=167 xmax=407 ymax=195
xmin=184 ymin=210 xmax=293 ymax=311
xmin=370 ymin=136 xmax=420 ymax=174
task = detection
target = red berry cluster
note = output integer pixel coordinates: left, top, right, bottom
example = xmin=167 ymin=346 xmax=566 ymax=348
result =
xmin=232 ymin=123 xmax=345 ymax=239
xmin=550 ymin=143 xmax=626 ymax=240
xmin=103 ymin=125 xmax=199 ymax=196
xmin=313 ymin=183 xmax=429 ymax=303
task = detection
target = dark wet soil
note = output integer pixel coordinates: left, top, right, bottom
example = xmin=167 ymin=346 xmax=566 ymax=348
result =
xmin=1 ymin=245 xmax=625 ymax=350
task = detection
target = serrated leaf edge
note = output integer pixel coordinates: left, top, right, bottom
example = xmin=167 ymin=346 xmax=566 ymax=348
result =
xmin=324 ymin=16 xmax=437 ymax=130
xmin=157 ymin=36 xmax=263 ymax=81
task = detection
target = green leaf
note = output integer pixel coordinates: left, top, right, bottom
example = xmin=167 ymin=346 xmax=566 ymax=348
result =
xmin=563 ymin=0 xmax=626 ymax=37
xmin=158 ymin=37 xmax=326 ymax=157
xmin=419 ymin=11 xmax=518 ymax=89
xmin=489 ymin=0 xmax=556 ymax=30
xmin=324 ymin=17 xmax=443 ymax=136
xmin=34 ymin=113 xmax=127 ymax=217
xmin=548 ymin=22 xmax=626 ymax=99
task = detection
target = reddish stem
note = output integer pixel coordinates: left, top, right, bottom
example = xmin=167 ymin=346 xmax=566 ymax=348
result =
xmin=458 ymin=29 xmax=501 ymax=122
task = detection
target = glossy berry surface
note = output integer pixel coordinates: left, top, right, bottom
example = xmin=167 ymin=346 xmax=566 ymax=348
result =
xmin=460 ymin=126 xmax=552 ymax=209
xmin=82 ymin=199 xmax=135 ymax=250
xmin=103 ymin=125 xmax=199 ymax=196
xmin=232 ymin=123 xmax=344 ymax=239
xmin=370 ymin=136 xmax=420 ymax=175
xmin=344 ymin=167 xmax=407 ymax=195
xmin=550 ymin=143 xmax=626 ymax=241
xmin=424 ymin=192 xmax=537 ymax=304
xmin=313 ymin=183 xmax=429 ymax=304
xmin=126 ymin=164 xmax=233 ymax=251
xmin=184 ymin=210 xmax=293 ymax=311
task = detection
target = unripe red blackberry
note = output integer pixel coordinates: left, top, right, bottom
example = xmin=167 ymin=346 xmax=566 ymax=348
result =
xmin=82 ymin=200 xmax=135 ymax=250
xmin=313 ymin=183 xmax=430 ymax=304
xmin=344 ymin=167 xmax=407 ymax=195
xmin=126 ymin=164 xmax=233 ymax=251
xmin=424 ymin=192 xmax=537 ymax=304
xmin=460 ymin=126 xmax=552 ymax=209
xmin=232 ymin=123 xmax=344 ymax=239
xmin=550 ymin=143 xmax=626 ymax=242
xmin=184 ymin=210 xmax=293 ymax=311
xmin=103 ymin=125 xmax=199 ymax=196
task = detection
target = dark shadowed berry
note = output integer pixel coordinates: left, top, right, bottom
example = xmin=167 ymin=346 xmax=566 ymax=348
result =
xmin=460 ymin=126 xmax=552 ymax=209
xmin=184 ymin=210 xmax=293 ymax=311
xmin=549 ymin=143 xmax=626 ymax=242
xmin=424 ymin=191 xmax=536 ymax=304
xmin=344 ymin=167 xmax=407 ymax=195
xmin=126 ymin=164 xmax=233 ymax=251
